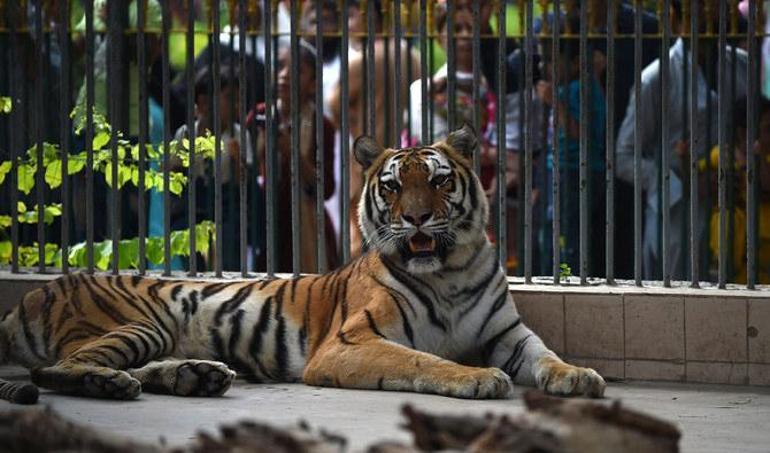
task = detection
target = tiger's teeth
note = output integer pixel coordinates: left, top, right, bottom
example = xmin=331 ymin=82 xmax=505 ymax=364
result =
xmin=408 ymin=232 xmax=436 ymax=253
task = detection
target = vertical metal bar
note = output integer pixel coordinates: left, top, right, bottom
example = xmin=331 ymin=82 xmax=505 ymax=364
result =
xmin=262 ymin=0 xmax=274 ymax=276
xmin=524 ymin=0 xmax=533 ymax=282
xmin=239 ymin=0 xmax=248 ymax=276
xmin=406 ymin=13 xmax=413 ymax=141
xmin=446 ymin=0 xmax=456 ymax=131
xmin=60 ymin=0 xmax=71 ymax=274
xmin=383 ymin=19 xmax=392 ymax=143
xmin=214 ymin=0 xmax=224 ymax=276
xmin=86 ymin=0 xmax=95 ymax=273
xmin=552 ymin=0 xmax=561 ymax=284
xmin=661 ymin=0 xmax=671 ymax=286
xmin=747 ymin=0 xmax=758 ymax=289
xmin=340 ymin=0 xmax=351 ymax=264
xmin=187 ymin=0 xmax=197 ymax=275
xmin=138 ymin=0 xmax=148 ymax=274
xmin=718 ymin=0 xmax=727 ymax=288
xmin=681 ymin=4 xmax=689 ymax=280
xmin=578 ymin=0 xmax=588 ymax=284
xmin=633 ymin=0 xmax=643 ymax=286
xmin=367 ymin=0 xmax=376 ymax=137
xmin=472 ymin=0 xmax=481 ymax=174
xmin=428 ymin=24 xmax=435 ymax=141
xmin=315 ymin=0 xmax=327 ymax=273
xmin=8 ymin=0 xmax=19 ymax=273
xmin=161 ymin=0 xmax=172 ymax=275
xmin=393 ymin=0 xmax=402 ymax=147
xmin=516 ymin=47 xmax=525 ymax=277
xmin=419 ymin=0 xmax=428 ymax=143
xmin=34 ymin=0 xmax=45 ymax=272
xmin=496 ymin=0 xmax=507 ymax=269
xmin=290 ymin=0 xmax=301 ymax=275
xmin=690 ymin=0 xmax=700 ymax=287
xmin=605 ymin=0 xmax=615 ymax=284
xmin=109 ymin=0 xmax=120 ymax=274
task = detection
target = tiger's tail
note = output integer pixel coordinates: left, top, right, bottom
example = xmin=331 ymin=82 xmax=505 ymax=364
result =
xmin=0 ymin=309 xmax=39 ymax=404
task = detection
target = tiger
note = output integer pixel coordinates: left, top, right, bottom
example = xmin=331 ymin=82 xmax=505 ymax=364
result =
xmin=0 ymin=125 xmax=605 ymax=405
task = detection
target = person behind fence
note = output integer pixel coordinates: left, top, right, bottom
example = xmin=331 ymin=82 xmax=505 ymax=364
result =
xmin=253 ymin=41 xmax=337 ymax=273
xmin=171 ymin=65 xmax=256 ymax=271
xmin=540 ymin=13 xmax=607 ymax=278
xmin=405 ymin=3 xmax=497 ymax=193
xmin=330 ymin=0 xmax=421 ymax=259
xmin=300 ymin=0 xmax=342 ymax=114
xmin=702 ymin=97 xmax=770 ymax=284
xmin=615 ymin=0 xmax=747 ymax=281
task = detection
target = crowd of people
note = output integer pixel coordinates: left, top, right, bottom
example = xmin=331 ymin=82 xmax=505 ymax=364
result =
xmin=2 ymin=0 xmax=770 ymax=283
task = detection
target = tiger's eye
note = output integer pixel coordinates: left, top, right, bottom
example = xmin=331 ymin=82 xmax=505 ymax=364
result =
xmin=382 ymin=180 xmax=400 ymax=193
xmin=432 ymin=175 xmax=450 ymax=187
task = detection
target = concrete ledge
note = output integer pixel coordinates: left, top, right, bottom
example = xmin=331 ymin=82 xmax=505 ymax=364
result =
xmin=513 ymin=290 xmax=770 ymax=387
xmin=1 ymin=270 xmax=768 ymax=386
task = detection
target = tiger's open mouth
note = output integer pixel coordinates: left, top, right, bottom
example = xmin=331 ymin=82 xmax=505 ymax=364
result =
xmin=408 ymin=232 xmax=436 ymax=256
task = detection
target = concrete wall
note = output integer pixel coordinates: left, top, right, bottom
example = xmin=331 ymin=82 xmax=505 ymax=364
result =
xmin=511 ymin=283 xmax=770 ymax=386
xmin=1 ymin=271 xmax=768 ymax=386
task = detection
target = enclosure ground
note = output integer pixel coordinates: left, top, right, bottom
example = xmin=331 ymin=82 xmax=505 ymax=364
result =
xmin=1 ymin=366 xmax=768 ymax=452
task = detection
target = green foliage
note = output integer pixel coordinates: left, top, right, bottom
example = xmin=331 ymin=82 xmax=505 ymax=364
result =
xmin=0 ymin=221 xmax=215 ymax=270
xmin=0 ymin=97 xmax=11 ymax=114
xmin=0 ymin=161 xmax=11 ymax=186
xmin=0 ymin=102 xmax=222 ymax=271
xmin=0 ymin=242 xmax=60 ymax=268
xmin=1 ymin=103 xmax=218 ymax=196
xmin=559 ymin=263 xmax=572 ymax=281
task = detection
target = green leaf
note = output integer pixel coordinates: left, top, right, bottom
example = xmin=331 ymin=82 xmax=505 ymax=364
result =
xmin=146 ymin=143 xmax=159 ymax=160
xmin=94 ymin=240 xmax=112 ymax=271
xmin=104 ymin=162 xmax=114 ymax=187
xmin=0 ymin=161 xmax=11 ymax=185
xmin=131 ymin=166 xmax=140 ymax=187
xmin=169 ymin=179 xmax=183 ymax=196
xmin=68 ymin=241 xmax=88 ymax=267
xmin=170 ymin=230 xmax=189 ymax=257
xmin=45 ymin=204 xmax=63 ymax=222
xmin=146 ymin=237 xmax=164 ymax=265
xmin=0 ymin=215 xmax=11 ymax=229
xmin=68 ymin=156 xmax=86 ymax=175
xmin=0 ymin=241 xmax=11 ymax=264
xmin=93 ymin=131 xmax=110 ymax=151
xmin=53 ymin=248 xmax=63 ymax=268
xmin=117 ymin=164 xmax=132 ymax=189
xmin=18 ymin=245 xmax=37 ymax=267
xmin=17 ymin=201 xmax=26 ymax=213
xmin=44 ymin=243 xmax=59 ymax=265
xmin=0 ymin=97 xmax=12 ymax=114
xmin=45 ymin=159 xmax=63 ymax=189
xmin=118 ymin=238 xmax=139 ymax=269
xmin=195 ymin=221 xmax=212 ymax=256
xmin=17 ymin=164 xmax=35 ymax=195
xmin=42 ymin=143 xmax=59 ymax=165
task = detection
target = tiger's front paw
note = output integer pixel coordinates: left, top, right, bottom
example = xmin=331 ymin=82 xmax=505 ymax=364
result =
xmin=419 ymin=367 xmax=513 ymax=399
xmin=536 ymin=357 xmax=606 ymax=398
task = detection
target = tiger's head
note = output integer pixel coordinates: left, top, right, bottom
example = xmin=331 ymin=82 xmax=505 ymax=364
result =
xmin=354 ymin=125 xmax=489 ymax=274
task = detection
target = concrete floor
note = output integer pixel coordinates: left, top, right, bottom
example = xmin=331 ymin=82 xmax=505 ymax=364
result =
xmin=1 ymin=366 xmax=769 ymax=452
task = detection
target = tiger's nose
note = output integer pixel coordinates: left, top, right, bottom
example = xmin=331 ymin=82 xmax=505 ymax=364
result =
xmin=402 ymin=212 xmax=432 ymax=226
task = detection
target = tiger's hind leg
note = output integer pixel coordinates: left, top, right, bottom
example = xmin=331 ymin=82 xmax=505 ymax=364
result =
xmin=30 ymin=322 xmax=174 ymax=400
xmin=127 ymin=359 xmax=235 ymax=397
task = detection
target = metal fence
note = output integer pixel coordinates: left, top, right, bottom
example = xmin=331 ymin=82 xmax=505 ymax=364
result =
xmin=0 ymin=0 xmax=768 ymax=289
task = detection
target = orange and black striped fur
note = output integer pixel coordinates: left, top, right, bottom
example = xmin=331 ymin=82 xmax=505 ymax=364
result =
xmin=0 ymin=125 xmax=605 ymax=403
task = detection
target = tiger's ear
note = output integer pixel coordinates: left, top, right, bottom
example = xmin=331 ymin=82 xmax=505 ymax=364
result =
xmin=354 ymin=135 xmax=385 ymax=170
xmin=445 ymin=123 xmax=478 ymax=161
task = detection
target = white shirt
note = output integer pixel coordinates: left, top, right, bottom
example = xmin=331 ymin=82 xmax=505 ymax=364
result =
xmin=616 ymin=38 xmax=748 ymax=211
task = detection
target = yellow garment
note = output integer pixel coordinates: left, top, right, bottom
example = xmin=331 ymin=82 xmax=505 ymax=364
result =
xmin=709 ymin=203 xmax=770 ymax=284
